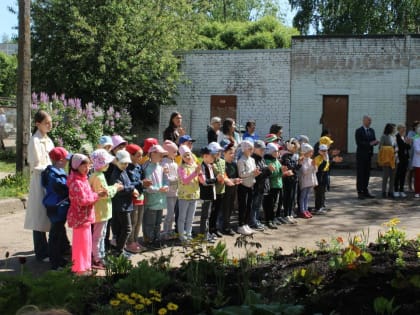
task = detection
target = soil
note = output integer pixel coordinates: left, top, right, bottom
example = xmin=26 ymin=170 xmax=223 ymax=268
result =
xmin=162 ymin=242 xmax=420 ymax=315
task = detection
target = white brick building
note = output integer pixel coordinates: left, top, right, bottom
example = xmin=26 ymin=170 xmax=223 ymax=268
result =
xmin=158 ymin=35 xmax=420 ymax=153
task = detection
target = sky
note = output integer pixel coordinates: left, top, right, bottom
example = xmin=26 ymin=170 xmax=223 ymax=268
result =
xmin=0 ymin=1 xmax=295 ymax=42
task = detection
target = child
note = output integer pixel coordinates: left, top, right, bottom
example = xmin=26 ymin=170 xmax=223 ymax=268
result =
xmin=67 ymin=154 xmax=106 ymax=275
xmin=207 ymin=142 xmax=227 ymax=238
xmin=298 ymin=144 xmax=317 ymax=219
xmin=263 ymin=143 xmax=282 ymax=229
xmin=89 ymin=149 xmax=123 ymax=267
xmin=41 ymin=147 xmax=71 ymax=270
xmin=25 ymin=110 xmax=54 ymax=262
xmin=108 ymin=150 xmax=139 ymax=256
xmin=280 ymin=139 xmax=301 ymax=224
xmin=140 ymin=138 xmax=158 ymax=165
xmin=250 ymin=140 xmax=273 ymax=230
xmin=142 ymin=145 xmax=169 ymax=247
xmin=199 ymin=145 xmax=217 ymax=242
xmin=237 ymin=140 xmax=261 ymax=235
xmin=221 ymin=143 xmax=242 ymax=235
xmin=125 ymin=144 xmax=151 ymax=252
xmin=161 ymin=140 xmax=179 ymax=239
xmin=175 ymin=135 xmax=199 ymax=165
xmin=177 ymin=145 xmax=203 ymax=241
xmin=97 ymin=135 xmax=113 ymax=152
xmin=313 ymin=144 xmax=330 ymax=214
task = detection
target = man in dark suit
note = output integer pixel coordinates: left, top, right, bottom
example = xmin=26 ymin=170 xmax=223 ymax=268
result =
xmin=355 ymin=115 xmax=379 ymax=199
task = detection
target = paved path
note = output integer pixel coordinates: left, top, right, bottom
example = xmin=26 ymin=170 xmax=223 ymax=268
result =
xmin=0 ymin=169 xmax=419 ymax=276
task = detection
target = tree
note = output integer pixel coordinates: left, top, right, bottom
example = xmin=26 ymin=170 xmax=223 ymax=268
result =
xmin=31 ymin=0 xmax=201 ymax=127
xmin=0 ymin=52 xmax=17 ymax=97
xmin=195 ymin=0 xmax=284 ymax=22
xmin=197 ymin=16 xmax=299 ymax=49
xmin=289 ymin=0 xmax=420 ymax=35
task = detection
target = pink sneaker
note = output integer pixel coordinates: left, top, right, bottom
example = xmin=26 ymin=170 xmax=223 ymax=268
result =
xmin=125 ymin=242 xmax=142 ymax=254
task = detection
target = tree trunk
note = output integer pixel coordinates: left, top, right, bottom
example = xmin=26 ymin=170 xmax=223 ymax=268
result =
xmin=16 ymin=0 xmax=31 ymax=173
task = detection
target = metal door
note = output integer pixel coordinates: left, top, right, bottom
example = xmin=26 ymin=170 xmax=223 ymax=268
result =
xmin=321 ymin=95 xmax=348 ymax=153
xmin=406 ymin=95 xmax=420 ymax=131
xmin=210 ymin=95 xmax=237 ymax=122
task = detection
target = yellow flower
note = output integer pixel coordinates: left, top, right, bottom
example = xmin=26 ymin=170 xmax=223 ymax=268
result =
xmin=134 ymin=304 xmax=145 ymax=311
xmin=259 ymin=252 xmax=266 ymax=257
xmin=384 ymin=218 xmax=400 ymax=227
xmin=117 ymin=293 xmax=129 ymax=301
xmin=127 ymin=298 xmax=136 ymax=305
xmin=152 ymin=296 xmax=162 ymax=303
xmin=167 ymin=302 xmax=179 ymax=311
xmin=300 ymin=268 xmax=307 ymax=277
xmin=353 ymin=236 xmax=362 ymax=243
xmin=232 ymin=257 xmax=239 ymax=266
xmin=144 ymin=298 xmax=152 ymax=305
xmin=130 ymin=292 xmax=139 ymax=299
xmin=126 ymin=311 xmax=133 ymax=315
xmin=158 ymin=308 xmax=168 ymax=315
xmin=110 ymin=299 xmax=120 ymax=306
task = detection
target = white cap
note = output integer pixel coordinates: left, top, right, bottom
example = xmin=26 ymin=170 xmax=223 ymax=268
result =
xmin=116 ymin=149 xmax=131 ymax=163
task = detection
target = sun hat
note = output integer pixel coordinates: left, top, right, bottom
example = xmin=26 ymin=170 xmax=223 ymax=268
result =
xmin=98 ymin=135 xmax=113 ymax=147
xmin=115 ymin=149 xmax=131 ymax=163
xmin=207 ymin=142 xmax=224 ymax=154
xmin=211 ymin=116 xmax=221 ymax=124
xmin=111 ymin=135 xmax=127 ymax=150
xmin=178 ymin=145 xmax=191 ymax=156
xmin=264 ymin=133 xmax=278 ymax=143
xmin=265 ymin=143 xmax=279 ymax=155
xmin=143 ymin=138 xmax=158 ymax=154
xmin=90 ymin=149 xmax=115 ymax=171
xmin=300 ymin=143 xmax=314 ymax=154
xmin=148 ymin=144 xmax=168 ymax=154
xmin=179 ymin=135 xmax=196 ymax=145
xmin=296 ymin=135 xmax=310 ymax=144
xmin=319 ymin=136 xmax=334 ymax=146
xmin=319 ymin=144 xmax=329 ymax=151
xmin=240 ymin=140 xmax=254 ymax=151
xmin=71 ymin=153 xmax=89 ymax=170
xmin=125 ymin=144 xmax=142 ymax=156
xmin=49 ymin=147 xmax=71 ymax=161
xmin=286 ymin=138 xmax=300 ymax=151
xmin=253 ymin=140 xmax=266 ymax=150
xmin=162 ymin=140 xmax=178 ymax=154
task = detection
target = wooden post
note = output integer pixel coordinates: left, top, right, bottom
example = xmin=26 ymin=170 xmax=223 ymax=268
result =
xmin=16 ymin=0 xmax=31 ymax=173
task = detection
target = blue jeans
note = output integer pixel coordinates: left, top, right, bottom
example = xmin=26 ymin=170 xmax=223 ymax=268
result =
xmin=250 ymin=190 xmax=263 ymax=226
xmin=299 ymin=187 xmax=311 ymax=212
xmin=142 ymin=209 xmax=162 ymax=243
xmin=178 ymin=199 xmax=197 ymax=240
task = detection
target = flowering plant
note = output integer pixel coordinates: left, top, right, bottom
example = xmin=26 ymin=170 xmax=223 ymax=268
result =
xmin=31 ymin=92 xmax=132 ymax=152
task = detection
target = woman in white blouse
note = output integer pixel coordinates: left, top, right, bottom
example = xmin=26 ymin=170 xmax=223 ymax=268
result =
xmin=24 ymin=110 xmax=55 ymax=261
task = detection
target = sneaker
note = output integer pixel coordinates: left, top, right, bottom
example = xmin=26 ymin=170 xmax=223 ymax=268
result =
xmin=273 ymin=218 xmax=282 ymax=225
xmin=249 ymin=224 xmax=265 ymax=231
xmin=400 ymin=192 xmax=407 ymax=198
xmin=222 ymin=229 xmax=236 ymax=236
xmin=304 ymin=211 xmax=313 ymax=218
xmin=266 ymin=221 xmax=278 ymax=229
xmin=237 ymin=225 xmax=252 ymax=235
xmin=92 ymin=260 xmax=106 ymax=270
xmin=287 ymin=216 xmax=298 ymax=224
xmin=213 ymin=230 xmax=224 ymax=238
xmin=278 ymin=217 xmax=289 ymax=224
xmin=125 ymin=242 xmax=142 ymax=254
xmin=244 ymin=225 xmax=255 ymax=234
xmin=298 ymin=212 xmax=308 ymax=219
xmin=415 ymin=194 xmax=420 ymax=198
xmin=393 ymin=192 xmax=400 ymax=198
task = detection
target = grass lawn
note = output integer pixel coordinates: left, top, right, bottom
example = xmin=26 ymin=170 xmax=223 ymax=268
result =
xmin=0 ymin=150 xmax=28 ymax=198
xmin=0 ymin=160 xmax=15 ymax=173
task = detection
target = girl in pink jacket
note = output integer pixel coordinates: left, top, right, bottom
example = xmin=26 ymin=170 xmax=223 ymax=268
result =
xmin=67 ymin=154 xmax=106 ymax=275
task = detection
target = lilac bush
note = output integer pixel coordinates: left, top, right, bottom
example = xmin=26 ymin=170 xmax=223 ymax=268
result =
xmin=31 ymin=93 xmax=132 ymax=152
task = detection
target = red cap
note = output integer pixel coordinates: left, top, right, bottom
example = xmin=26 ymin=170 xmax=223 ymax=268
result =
xmin=125 ymin=144 xmax=142 ymax=155
xmin=143 ymin=138 xmax=158 ymax=154
xmin=49 ymin=147 xmax=70 ymax=161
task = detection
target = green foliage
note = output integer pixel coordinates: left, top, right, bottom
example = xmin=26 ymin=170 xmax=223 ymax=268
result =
xmin=0 ymin=270 xmax=102 ymax=315
xmin=32 ymin=93 xmax=132 ymax=152
xmin=209 ymin=290 xmax=305 ymax=315
xmin=31 ymin=0 xmax=201 ymax=127
xmin=373 ymin=296 xmax=400 ymax=315
xmin=290 ymin=266 xmax=324 ymax=293
xmin=113 ymin=260 xmax=170 ymax=296
xmin=0 ymin=51 xmax=17 ymax=97
xmin=197 ymin=16 xmax=299 ymax=49
xmin=376 ymin=219 xmax=407 ymax=254
xmin=105 ymin=254 xmax=133 ymax=279
xmin=328 ymin=244 xmax=373 ymax=271
xmin=289 ymin=0 xmax=420 ymax=35
xmin=0 ymin=172 xmax=29 ymax=198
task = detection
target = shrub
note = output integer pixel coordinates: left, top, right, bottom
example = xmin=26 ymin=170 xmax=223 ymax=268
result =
xmin=31 ymin=92 xmax=132 ymax=152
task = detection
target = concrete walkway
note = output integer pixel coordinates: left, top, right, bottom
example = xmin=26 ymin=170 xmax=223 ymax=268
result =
xmin=0 ymin=169 xmax=419 ymax=276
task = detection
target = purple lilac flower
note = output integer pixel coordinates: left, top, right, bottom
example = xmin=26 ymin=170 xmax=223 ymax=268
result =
xmin=115 ymin=112 xmax=121 ymax=120
xmin=80 ymin=133 xmax=87 ymax=139
xmin=106 ymin=106 xmax=114 ymax=116
xmin=60 ymin=94 xmax=66 ymax=102
xmin=40 ymin=92 xmax=49 ymax=104
xmin=31 ymin=92 xmax=38 ymax=105
xmin=51 ymin=93 xmax=58 ymax=101
xmin=57 ymin=137 xmax=64 ymax=147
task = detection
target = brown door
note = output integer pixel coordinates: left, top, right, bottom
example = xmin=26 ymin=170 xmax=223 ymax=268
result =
xmin=210 ymin=95 xmax=237 ymax=122
xmin=322 ymin=95 xmax=348 ymax=153
xmin=406 ymin=95 xmax=420 ymax=130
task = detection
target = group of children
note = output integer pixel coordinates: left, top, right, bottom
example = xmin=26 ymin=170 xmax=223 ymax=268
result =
xmin=34 ymin=112 xmax=339 ymax=275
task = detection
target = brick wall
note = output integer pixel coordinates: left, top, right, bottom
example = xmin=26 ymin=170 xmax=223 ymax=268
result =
xmin=291 ymin=35 xmax=420 ymax=153
xmin=159 ymin=50 xmax=291 ymax=149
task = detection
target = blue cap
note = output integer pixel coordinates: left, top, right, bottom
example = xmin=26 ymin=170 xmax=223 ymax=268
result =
xmin=179 ymin=135 xmax=195 ymax=145
xmin=99 ymin=135 xmax=113 ymax=147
